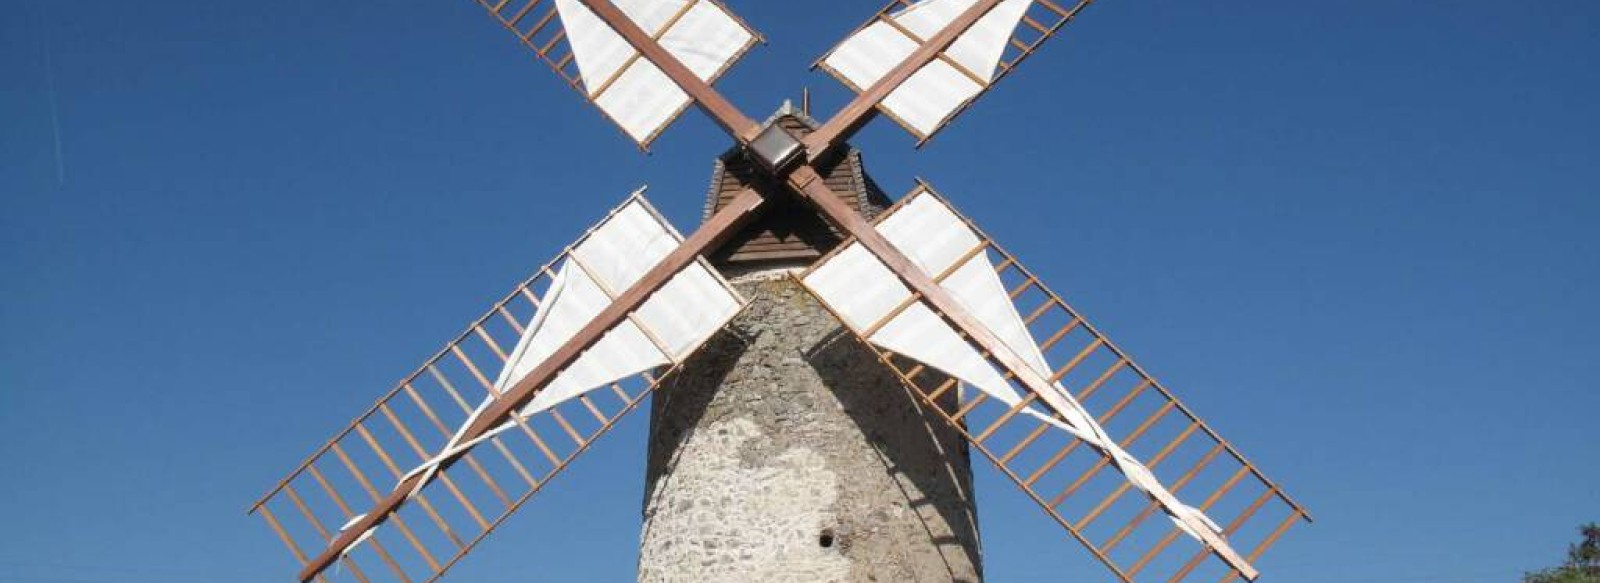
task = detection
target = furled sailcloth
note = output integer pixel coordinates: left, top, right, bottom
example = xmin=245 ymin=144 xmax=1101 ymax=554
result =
xmin=397 ymin=190 xmax=743 ymax=504
xmin=822 ymin=0 xmax=1033 ymax=137
xmin=800 ymin=190 xmax=1226 ymax=544
xmin=555 ymin=0 xmax=756 ymax=145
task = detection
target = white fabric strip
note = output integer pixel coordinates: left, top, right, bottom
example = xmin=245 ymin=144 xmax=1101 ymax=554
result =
xmin=397 ymin=193 xmax=741 ymax=501
xmin=800 ymin=190 xmax=1224 ymax=543
xmin=823 ymin=0 xmax=1034 ymax=136
xmin=944 ymin=0 xmax=1032 ymax=81
xmin=556 ymin=0 xmax=753 ymax=144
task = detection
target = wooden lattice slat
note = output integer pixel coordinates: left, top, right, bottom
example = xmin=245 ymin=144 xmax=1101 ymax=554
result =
xmin=802 ymin=181 xmax=1310 ymax=582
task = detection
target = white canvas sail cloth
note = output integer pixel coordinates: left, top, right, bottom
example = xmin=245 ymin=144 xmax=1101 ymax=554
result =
xmin=556 ymin=0 xmax=755 ymax=145
xmin=822 ymin=0 xmax=1033 ymax=137
xmin=394 ymin=191 xmax=743 ymax=504
xmin=800 ymin=190 xmax=1225 ymax=544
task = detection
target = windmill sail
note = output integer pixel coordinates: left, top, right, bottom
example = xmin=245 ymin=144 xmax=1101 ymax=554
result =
xmin=422 ymin=196 xmax=743 ymax=488
xmin=250 ymin=191 xmax=744 ymax=583
xmin=799 ymin=183 xmax=1310 ymax=582
xmin=473 ymin=0 xmax=758 ymax=147
xmin=818 ymin=0 xmax=1094 ymax=141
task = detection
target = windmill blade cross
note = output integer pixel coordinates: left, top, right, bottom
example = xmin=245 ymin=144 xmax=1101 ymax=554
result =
xmin=255 ymin=0 xmax=1309 ymax=579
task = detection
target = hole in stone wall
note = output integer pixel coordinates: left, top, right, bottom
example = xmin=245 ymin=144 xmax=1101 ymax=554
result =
xmin=819 ymin=529 xmax=835 ymax=549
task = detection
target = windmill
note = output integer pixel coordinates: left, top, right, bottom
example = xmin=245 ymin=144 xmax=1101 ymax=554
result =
xmin=248 ymin=0 xmax=1312 ymax=581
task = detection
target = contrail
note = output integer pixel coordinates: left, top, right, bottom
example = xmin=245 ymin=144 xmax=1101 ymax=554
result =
xmin=38 ymin=0 xmax=63 ymax=186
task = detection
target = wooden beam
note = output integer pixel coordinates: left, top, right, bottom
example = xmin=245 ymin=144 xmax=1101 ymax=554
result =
xmin=783 ymin=164 xmax=1260 ymax=580
xmin=295 ymin=187 xmax=765 ymax=581
xmin=802 ymin=0 xmax=1006 ymax=159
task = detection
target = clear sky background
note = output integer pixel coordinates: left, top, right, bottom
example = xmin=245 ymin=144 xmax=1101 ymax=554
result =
xmin=2 ymin=0 xmax=1596 ymax=581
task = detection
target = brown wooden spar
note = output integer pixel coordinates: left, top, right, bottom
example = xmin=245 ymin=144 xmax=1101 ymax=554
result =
xmin=294 ymin=187 xmax=765 ymax=581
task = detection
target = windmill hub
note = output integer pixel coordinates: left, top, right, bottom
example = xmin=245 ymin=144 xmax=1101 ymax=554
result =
xmin=747 ymin=114 xmax=805 ymax=173
xmin=702 ymin=105 xmax=888 ymax=275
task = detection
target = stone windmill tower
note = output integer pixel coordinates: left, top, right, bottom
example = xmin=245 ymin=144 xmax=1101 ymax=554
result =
xmin=638 ymin=103 xmax=981 ymax=581
xmin=248 ymin=1 xmax=1312 ymax=582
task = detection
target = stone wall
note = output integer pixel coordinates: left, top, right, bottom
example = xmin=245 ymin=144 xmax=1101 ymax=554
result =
xmin=638 ymin=274 xmax=982 ymax=583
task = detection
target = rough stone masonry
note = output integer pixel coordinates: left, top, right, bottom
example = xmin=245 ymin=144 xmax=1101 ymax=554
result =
xmin=636 ymin=273 xmax=982 ymax=583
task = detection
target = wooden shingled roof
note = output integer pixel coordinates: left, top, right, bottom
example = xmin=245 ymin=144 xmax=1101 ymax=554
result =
xmin=703 ymin=102 xmax=893 ymax=271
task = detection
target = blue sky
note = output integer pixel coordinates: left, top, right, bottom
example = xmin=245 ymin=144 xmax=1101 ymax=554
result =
xmin=2 ymin=0 xmax=1596 ymax=581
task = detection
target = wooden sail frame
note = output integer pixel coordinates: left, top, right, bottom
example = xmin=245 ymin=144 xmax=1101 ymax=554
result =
xmin=249 ymin=192 xmax=759 ymax=583
xmin=797 ymin=181 xmax=1312 ymax=582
